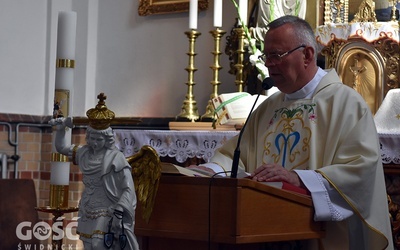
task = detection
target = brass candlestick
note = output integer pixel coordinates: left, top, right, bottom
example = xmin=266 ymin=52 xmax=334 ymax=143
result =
xmin=36 ymin=153 xmax=78 ymax=249
xmin=176 ymin=30 xmax=201 ymax=122
xmin=334 ymin=0 xmax=343 ymax=23
xmin=35 ymin=207 xmax=79 ymax=249
xmin=391 ymin=0 xmax=399 ymax=21
xmin=201 ymin=28 xmax=226 ymax=121
xmin=36 ymin=63 xmax=79 ymax=249
xmin=324 ymin=0 xmax=332 ymax=24
xmin=234 ymin=27 xmax=245 ymax=92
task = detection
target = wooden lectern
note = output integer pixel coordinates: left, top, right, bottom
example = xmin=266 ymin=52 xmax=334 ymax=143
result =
xmin=135 ymin=175 xmax=325 ymax=250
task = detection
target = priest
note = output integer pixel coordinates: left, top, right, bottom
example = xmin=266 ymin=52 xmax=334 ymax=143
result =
xmin=193 ymin=15 xmax=394 ymax=250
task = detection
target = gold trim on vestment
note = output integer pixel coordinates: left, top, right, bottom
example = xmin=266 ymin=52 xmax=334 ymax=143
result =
xmin=316 ymin=170 xmax=390 ymax=247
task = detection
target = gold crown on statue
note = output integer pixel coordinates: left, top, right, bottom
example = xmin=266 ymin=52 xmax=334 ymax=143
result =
xmin=86 ymin=93 xmax=115 ymax=130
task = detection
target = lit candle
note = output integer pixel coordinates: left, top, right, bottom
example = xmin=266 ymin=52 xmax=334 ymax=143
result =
xmin=239 ymin=0 xmax=248 ymax=26
xmin=189 ymin=0 xmax=198 ymax=29
xmin=213 ymin=0 xmax=222 ymax=28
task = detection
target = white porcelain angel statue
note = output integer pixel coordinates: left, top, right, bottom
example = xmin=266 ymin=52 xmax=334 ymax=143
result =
xmin=49 ymin=93 xmax=139 ymax=250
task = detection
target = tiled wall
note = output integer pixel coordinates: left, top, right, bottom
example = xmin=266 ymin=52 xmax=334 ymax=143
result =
xmin=0 ymin=114 xmax=85 ymax=249
xmin=0 ymin=114 xmax=171 ymax=249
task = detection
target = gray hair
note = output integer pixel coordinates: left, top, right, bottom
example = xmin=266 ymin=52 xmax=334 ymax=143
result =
xmin=266 ymin=15 xmax=318 ymax=60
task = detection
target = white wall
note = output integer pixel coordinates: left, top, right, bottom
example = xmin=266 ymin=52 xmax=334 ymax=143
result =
xmin=0 ymin=0 xmax=48 ymax=115
xmin=0 ymin=0 xmax=238 ymax=117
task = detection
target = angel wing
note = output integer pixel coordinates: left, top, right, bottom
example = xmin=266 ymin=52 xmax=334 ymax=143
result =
xmin=126 ymin=145 xmax=161 ymax=223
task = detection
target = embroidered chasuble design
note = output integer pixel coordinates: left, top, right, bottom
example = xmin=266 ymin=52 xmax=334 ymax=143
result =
xmin=264 ymin=103 xmax=316 ymax=169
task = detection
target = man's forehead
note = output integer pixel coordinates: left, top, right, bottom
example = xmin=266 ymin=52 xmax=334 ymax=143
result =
xmin=264 ymin=27 xmax=295 ymax=51
xmin=263 ymin=41 xmax=291 ymax=53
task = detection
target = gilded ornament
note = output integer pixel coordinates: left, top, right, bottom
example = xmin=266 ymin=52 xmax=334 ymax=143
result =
xmin=86 ymin=93 xmax=115 ymax=130
xmin=126 ymin=145 xmax=162 ymax=223
xmin=350 ymin=0 xmax=378 ymax=23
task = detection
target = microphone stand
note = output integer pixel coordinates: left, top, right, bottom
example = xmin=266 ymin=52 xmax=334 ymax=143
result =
xmin=230 ymin=78 xmax=274 ymax=178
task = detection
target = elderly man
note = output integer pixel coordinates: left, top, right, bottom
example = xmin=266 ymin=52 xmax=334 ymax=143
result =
xmin=193 ymin=15 xmax=393 ymax=249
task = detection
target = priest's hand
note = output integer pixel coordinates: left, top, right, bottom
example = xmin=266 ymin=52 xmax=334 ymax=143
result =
xmin=250 ymin=163 xmax=303 ymax=188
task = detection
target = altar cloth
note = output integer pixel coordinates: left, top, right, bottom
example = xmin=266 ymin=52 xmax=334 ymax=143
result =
xmin=374 ymin=89 xmax=400 ymax=164
xmin=114 ymin=129 xmax=239 ymax=163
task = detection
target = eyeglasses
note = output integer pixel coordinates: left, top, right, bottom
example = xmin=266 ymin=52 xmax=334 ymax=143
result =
xmin=259 ymin=45 xmax=306 ymax=65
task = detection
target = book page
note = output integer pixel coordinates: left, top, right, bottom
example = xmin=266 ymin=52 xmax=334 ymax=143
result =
xmin=161 ymin=162 xmax=211 ymax=177
xmin=219 ymin=92 xmax=251 ymax=119
xmin=213 ymin=92 xmax=268 ymax=125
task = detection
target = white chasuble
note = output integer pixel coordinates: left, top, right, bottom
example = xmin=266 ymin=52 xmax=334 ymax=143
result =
xmin=210 ymin=69 xmax=393 ymax=249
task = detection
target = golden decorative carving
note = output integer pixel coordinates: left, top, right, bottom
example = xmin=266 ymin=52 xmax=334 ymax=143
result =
xmin=324 ymin=0 xmax=349 ymax=24
xmin=349 ymin=55 xmax=367 ymax=90
xmin=225 ymin=20 xmax=241 ymax=76
xmin=338 ymin=47 xmax=383 ymax=113
xmin=372 ymin=35 xmax=400 ymax=90
xmin=86 ymin=93 xmax=115 ymax=130
xmin=390 ymin=0 xmax=399 ymax=21
xmin=138 ymin=0 xmax=209 ymax=16
xmin=320 ymin=30 xmax=399 ymax=114
xmin=386 ymin=173 xmax=400 ymax=249
xmin=350 ymin=0 xmax=377 ymax=23
xmin=224 ymin=19 xmax=254 ymax=92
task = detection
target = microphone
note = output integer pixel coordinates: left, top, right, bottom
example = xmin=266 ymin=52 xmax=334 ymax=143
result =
xmin=230 ymin=77 xmax=274 ymax=178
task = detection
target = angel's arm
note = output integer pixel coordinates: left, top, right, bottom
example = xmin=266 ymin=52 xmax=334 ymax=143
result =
xmin=48 ymin=117 xmax=74 ymax=155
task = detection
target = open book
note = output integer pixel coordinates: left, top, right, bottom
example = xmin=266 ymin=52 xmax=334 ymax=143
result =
xmin=212 ymin=92 xmax=268 ymax=125
xmin=161 ymin=162 xmax=214 ymax=177
xmin=161 ymin=162 xmax=309 ymax=196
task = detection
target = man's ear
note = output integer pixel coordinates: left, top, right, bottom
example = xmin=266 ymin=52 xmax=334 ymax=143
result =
xmin=303 ymin=46 xmax=315 ymax=65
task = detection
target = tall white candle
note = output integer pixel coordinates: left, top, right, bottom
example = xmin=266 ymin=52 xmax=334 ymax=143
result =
xmin=55 ymin=11 xmax=77 ymax=96
xmin=189 ymin=0 xmax=198 ymax=29
xmin=213 ymin=0 xmax=223 ymax=27
xmin=239 ymin=0 xmax=248 ymax=26
xmin=50 ymin=162 xmax=71 ymax=186
xmin=51 ymin=11 xmax=77 ymax=186
xmin=57 ymin=11 xmax=77 ymax=61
